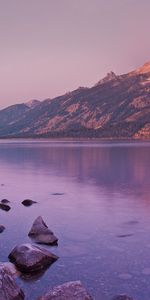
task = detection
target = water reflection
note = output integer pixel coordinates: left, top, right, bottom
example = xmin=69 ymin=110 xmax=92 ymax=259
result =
xmin=0 ymin=140 xmax=150 ymax=300
xmin=0 ymin=141 xmax=149 ymax=198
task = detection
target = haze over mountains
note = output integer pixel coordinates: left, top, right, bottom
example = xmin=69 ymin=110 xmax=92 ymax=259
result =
xmin=0 ymin=61 xmax=150 ymax=139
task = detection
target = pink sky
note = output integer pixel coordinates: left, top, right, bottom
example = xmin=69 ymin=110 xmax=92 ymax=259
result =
xmin=0 ymin=0 xmax=150 ymax=108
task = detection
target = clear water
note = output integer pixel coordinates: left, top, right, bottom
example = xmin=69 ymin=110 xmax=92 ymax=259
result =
xmin=0 ymin=140 xmax=150 ymax=300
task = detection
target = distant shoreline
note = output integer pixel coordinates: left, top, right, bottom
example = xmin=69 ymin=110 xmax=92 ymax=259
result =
xmin=0 ymin=137 xmax=149 ymax=143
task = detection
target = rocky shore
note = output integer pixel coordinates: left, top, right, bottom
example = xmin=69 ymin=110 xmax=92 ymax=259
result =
xmin=0 ymin=198 xmax=134 ymax=300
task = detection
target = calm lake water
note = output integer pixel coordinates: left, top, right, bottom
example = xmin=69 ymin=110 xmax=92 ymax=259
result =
xmin=0 ymin=140 xmax=150 ymax=300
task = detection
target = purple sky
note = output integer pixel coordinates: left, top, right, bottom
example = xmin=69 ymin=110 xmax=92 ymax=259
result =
xmin=0 ymin=0 xmax=150 ymax=109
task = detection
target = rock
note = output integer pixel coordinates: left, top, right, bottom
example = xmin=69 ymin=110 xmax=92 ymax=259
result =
xmin=0 ymin=264 xmax=24 ymax=299
xmin=117 ymin=234 xmax=133 ymax=238
xmin=0 ymin=225 xmax=5 ymax=233
xmin=20 ymin=267 xmax=48 ymax=281
xmin=22 ymin=199 xmax=37 ymax=206
xmin=52 ymin=193 xmax=64 ymax=196
xmin=112 ymin=295 xmax=134 ymax=300
xmin=0 ymin=262 xmax=20 ymax=277
xmin=124 ymin=220 xmax=139 ymax=225
xmin=1 ymin=199 xmax=10 ymax=204
xmin=0 ymin=203 xmax=11 ymax=211
xmin=28 ymin=216 xmax=58 ymax=245
xmin=38 ymin=280 xmax=93 ymax=300
xmin=8 ymin=243 xmax=58 ymax=273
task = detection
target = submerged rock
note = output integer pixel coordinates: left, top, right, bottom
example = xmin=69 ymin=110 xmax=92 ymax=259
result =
xmin=52 ymin=193 xmax=64 ymax=196
xmin=117 ymin=234 xmax=133 ymax=238
xmin=28 ymin=216 xmax=58 ymax=245
xmin=1 ymin=199 xmax=10 ymax=204
xmin=112 ymin=295 xmax=134 ymax=300
xmin=124 ymin=220 xmax=139 ymax=226
xmin=38 ymin=280 xmax=93 ymax=300
xmin=8 ymin=243 xmax=58 ymax=273
xmin=0 ymin=203 xmax=11 ymax=211
xmin=0 ymin=225 xmax=5 ymax=233
xmin=22 ymin=199 xmax=37 ymax=206
xmin=0 ymin=264 xmax=24 ymax=300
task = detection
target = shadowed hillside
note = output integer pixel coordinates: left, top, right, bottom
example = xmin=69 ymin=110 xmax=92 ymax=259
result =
xmin=0 ymin=61 xmax=150 ymax=138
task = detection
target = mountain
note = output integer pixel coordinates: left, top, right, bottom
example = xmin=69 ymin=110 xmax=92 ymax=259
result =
xmin=0 ymin=61 xmax=150 ymax=138
xmin=25 ymin=99 xmax=41 ymax=108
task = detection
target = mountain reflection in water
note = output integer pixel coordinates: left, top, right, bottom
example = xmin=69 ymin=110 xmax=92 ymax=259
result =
xmin=0 ymin=140 xmax=149 ymax=300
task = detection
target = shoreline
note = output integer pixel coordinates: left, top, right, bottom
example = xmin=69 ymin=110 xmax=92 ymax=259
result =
xmin=0 ymin=137 xmax=150 ymax=143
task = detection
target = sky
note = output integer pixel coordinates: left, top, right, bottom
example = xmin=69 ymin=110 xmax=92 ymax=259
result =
xmin=0 ymin=0 xmax=150 ymax=108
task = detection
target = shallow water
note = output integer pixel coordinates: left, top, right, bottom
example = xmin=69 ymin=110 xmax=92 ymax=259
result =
xmin=0 ymin=140 xmax=150 ymax=300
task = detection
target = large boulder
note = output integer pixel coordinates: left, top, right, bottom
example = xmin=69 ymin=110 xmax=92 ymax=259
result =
xmin=0 ymin=264 xmax=24 ymax=300
xmin=28 ymin=216 xmax=58 ymax=245
xmin=8 ymin=243 xmax=58 ymax=273
xmin=38 ymin=281 xmax=93 ymax=300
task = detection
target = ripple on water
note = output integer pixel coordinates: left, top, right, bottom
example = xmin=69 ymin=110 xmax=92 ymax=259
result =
xmin=142 ymin=268 xmax=150 ymax=275
xmin=118 ymin=273 xmax=132 ymax=280
xmin=61 ymin=244 xmax=87 ymax=257
xmin=108 ymin=246 xmax=124 ymax=253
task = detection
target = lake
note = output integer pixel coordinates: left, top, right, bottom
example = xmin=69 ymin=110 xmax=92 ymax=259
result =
xmin=0 ymin=140 xmax=150 ymax=300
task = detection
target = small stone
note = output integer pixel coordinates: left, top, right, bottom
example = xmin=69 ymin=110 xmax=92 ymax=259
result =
xmin=0 ymin=203 xmax=11 ymax=211
xmin=22 ymin=199 xmax=37 ymax=206
xmin=38 ymin=280 xmax=93 ymax=300
xmin=117 ymin=234 xmax=133 ymax=238
xmin=28 ymin=216 xmax=58 ymax=245
xmin=1 ymin=199 xmax=10 ymax=204
xmin=52 ymin=193 xmax=64 ymax=196
xmin=0 ymin=225 xmax=5 ymax=233
xmin=8 ymin=243 xmax=58 ymax=273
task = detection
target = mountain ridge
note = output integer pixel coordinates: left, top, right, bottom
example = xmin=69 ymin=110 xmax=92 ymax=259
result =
xmin=0 ymin=61 xmax=150 ymax=139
